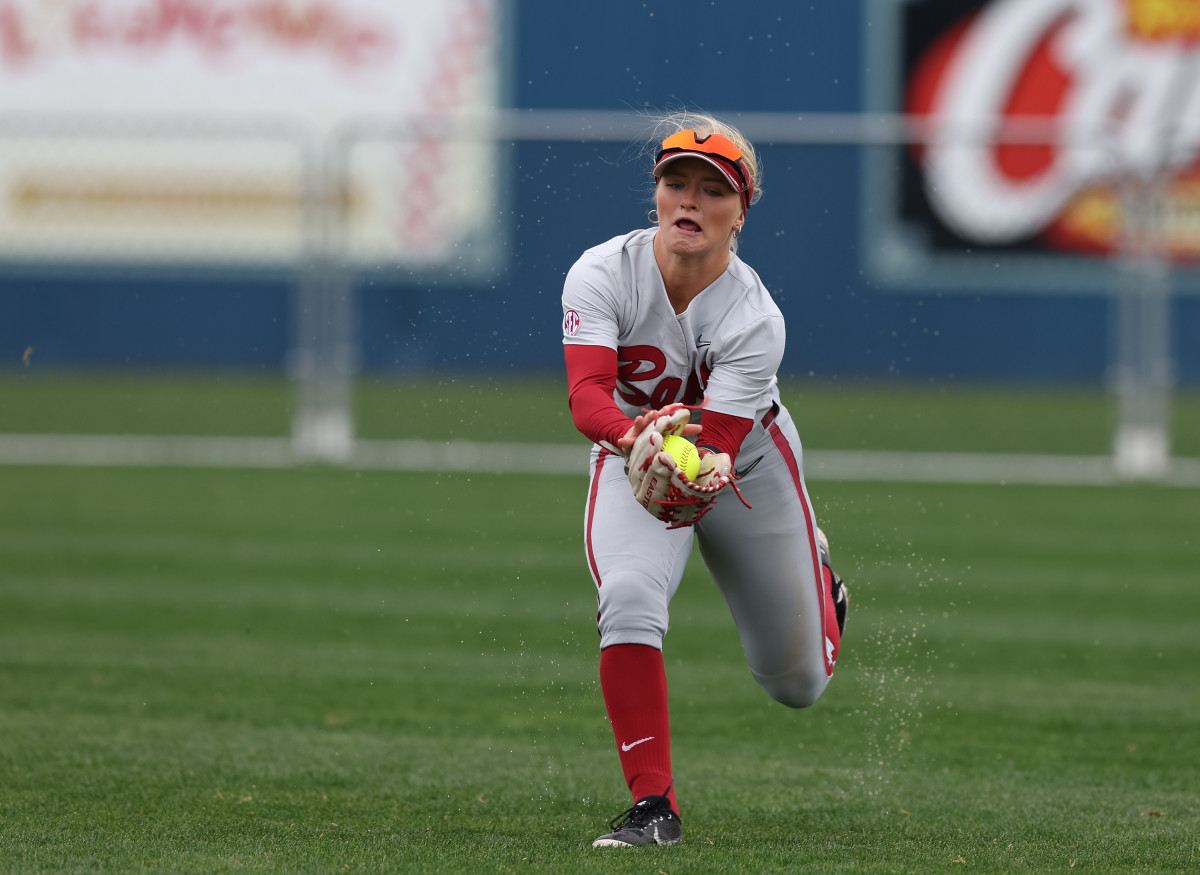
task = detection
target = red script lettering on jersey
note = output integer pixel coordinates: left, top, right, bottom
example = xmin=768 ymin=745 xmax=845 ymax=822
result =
xmin=617 ymin=345 xmax=710 ymax=409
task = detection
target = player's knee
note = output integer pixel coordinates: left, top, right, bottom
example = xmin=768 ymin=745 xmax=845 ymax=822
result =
xmin=596 ymin=571 xmax=669 ymax=647
xmin=753 ymin=665 xmax=830 ymax=709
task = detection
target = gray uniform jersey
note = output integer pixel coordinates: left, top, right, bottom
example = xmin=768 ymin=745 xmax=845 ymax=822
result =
xmin=562 ymin=228 xmax=840 ymax=707
xmin=562 ymin=227 xmax=783 ymax=427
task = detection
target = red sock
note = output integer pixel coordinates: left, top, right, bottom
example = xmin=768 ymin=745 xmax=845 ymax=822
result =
xmin=599 ymin=643 xmax=678 ymax=815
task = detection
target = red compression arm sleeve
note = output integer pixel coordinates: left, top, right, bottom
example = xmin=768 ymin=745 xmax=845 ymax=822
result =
xmin=696 ymin=409 xmax=753 ymax=464
xmin=564 ymin=344 xmax=633 ymax=448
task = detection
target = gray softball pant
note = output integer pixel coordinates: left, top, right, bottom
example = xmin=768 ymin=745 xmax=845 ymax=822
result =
xmin=583 ymin=403 xmax=839 ymax=708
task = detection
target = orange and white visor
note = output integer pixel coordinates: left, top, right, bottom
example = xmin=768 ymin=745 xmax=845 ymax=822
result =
xmin=653 ymin=130 xmax=753 ymax=210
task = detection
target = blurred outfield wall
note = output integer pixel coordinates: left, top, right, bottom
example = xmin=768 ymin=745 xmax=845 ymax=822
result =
xmin=0 ymin=0 xmax=1198 ymax=386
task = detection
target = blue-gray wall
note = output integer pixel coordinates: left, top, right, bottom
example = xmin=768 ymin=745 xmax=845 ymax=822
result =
xmin=2 ymin=1 xmax=1197 ymax=384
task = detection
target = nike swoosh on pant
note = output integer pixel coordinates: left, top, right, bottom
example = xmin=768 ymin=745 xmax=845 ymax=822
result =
xmin=621 ymin=736 xmax=655 ymax=752
xmin=734 ymin=455 xmax=764 ymax=478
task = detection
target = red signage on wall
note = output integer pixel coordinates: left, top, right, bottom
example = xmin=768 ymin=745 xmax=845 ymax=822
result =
xmin=898 ymin=0 xmax=1200 ymax=263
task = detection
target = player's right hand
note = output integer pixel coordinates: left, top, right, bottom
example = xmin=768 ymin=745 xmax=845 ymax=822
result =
xmin=616 ymin=403 xmax=701 ymax=456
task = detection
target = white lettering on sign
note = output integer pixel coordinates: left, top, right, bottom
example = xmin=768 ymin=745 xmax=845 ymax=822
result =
xmin=914 ymin=0 xmax=1200 ymax=246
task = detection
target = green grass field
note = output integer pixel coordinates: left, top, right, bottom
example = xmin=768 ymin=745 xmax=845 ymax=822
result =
xmin=2 ymin=374 xmax=1198 ymax=872
xmin=3 ymin=370 xmax=1200 ymax=457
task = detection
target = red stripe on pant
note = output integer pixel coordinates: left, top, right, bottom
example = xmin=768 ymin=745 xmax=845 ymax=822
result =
xmin=585 ymin=449 xmax=610 ymax=631
xmin=763 ymin=407 xmax=838 ymax=675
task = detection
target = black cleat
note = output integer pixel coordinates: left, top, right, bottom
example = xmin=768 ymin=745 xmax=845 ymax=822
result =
xmin=592 ymin=792 xmax=682 ymax=847
xmin=817 ymin=528 xmax=849 ymax=635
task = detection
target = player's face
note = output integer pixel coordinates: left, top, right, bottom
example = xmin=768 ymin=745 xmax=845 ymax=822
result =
xmin=654 ymin=158 xmax=745 ymax=259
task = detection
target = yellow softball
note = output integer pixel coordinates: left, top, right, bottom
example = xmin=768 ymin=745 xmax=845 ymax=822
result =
xmin=660 ymin=434 xmax=700 ymax=481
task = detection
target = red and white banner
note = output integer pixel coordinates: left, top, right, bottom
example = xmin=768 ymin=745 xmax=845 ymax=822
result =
xmin=0 ymin=0 xmax=501 ymax=267
xmin=900 ymin=0 xmax=1200 ymax=262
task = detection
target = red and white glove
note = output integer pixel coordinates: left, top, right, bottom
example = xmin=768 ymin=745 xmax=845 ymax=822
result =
xmin=626 ymin=406 xmax=746 ymax=528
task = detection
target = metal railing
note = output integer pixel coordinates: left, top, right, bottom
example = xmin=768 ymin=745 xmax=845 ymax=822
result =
xmin=0 ymin=110 xmax=1189 ymax=477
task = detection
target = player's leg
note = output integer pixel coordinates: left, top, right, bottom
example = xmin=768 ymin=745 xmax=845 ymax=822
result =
xmin=696 ymin=409 xmax=844 ymax=707
xmin=586 ymin=447 xmax=694 ymax=651
xmin=585 ymin=447 xmax=691 ymax=840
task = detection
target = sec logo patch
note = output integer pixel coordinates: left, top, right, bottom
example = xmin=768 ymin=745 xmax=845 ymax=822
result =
xmin=563 ymin=309 xmax=581 ymax=337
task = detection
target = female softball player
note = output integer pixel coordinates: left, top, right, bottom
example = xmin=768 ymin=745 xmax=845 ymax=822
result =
xmin=561 ymin=110 xmax=849 ymax=847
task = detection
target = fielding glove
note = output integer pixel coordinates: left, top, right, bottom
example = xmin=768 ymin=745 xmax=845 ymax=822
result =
xmin=628 ymin=407 xmax=746 ymax=528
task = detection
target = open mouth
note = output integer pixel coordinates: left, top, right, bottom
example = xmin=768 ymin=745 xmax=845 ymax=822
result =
xmin=675 ymin=219 xmax=702 ymax=234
